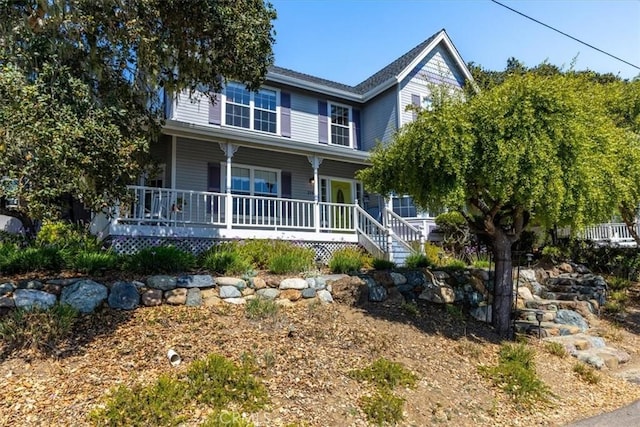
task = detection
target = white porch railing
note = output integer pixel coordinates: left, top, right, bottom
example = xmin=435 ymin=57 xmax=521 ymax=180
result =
xmin=356 ymin=206 xmax=387 ymax=260
xmin=575 ymin=223 xmax=639 ymax=247
xmin=387 ymin=210 xmax=424 ymax=253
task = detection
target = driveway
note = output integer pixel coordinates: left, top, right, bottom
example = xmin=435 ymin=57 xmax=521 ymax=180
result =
xmin=566 ymin=400 xmax=640 ymax=426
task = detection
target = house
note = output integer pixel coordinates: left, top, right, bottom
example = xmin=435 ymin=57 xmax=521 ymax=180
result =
xmin=91 ymin=29 xmax=474 ymax=263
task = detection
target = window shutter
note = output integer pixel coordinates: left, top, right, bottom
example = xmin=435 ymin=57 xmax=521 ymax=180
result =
xmin=318 ymin=101 xmax=328 ymax=144
xmin=411 ymin=94 xmax=420 ymax=120
xmin=352 ymin=109 xmax=361 ymax=150
xmin=281 ymin=171 xmax=292 ymax=198
xmin=209 ymin=94 xmax=222 ymax=125
xmin=207 ymin=163 xmax=221 ymax=192
xmin=281 ymin=92 xmax=291 ymax=138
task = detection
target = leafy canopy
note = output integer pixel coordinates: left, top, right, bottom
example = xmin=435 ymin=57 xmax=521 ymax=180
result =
xmin=0 ymin=0 xmax=276 ymax=219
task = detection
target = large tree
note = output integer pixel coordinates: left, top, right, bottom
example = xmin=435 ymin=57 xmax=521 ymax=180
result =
xmin=0 ymin=0 xmax=276 ymax=223
xmin=358 ymin=72 xmax=640 ymax=338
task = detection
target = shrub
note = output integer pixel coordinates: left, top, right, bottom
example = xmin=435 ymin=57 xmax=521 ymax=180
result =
xmin=0 ymin=303 xmax=78 ymax=355
xmin=0 ymin=246 xmax=64 ymax=273
xmin=329 ymin=247 xmax=366 ymax=274
xmin=401 ymin=302 xmax=419 ymax=317
xmin=442 ymin=258 xmax=467 ymax=270
xmin=573 ymin=363 xmax=600 ymax=384
xmin=238 ymin=239 xmax=297 ymax=270
xmin=360 ymin=389 xmax=405 ymax=426
xmin=424 ymin=242 xmax=445 ymax=266
xmin=36 ymin=220 xmax=100 ymax=252
xmin=479 ymin=343 xmax=551 ymax=408
xmin=245 ymin=297 xmax=280 ymax=320
xmin=404 ymin=253 xmax=431 ymax=268
xmin=349 ymin=357 xmax=417 ymax=390
xmin=90 ymin=375 xmax=188 ymax=426
xmin=201 ymin=244 xmax=253 ymax=275
xmin=268 ymin=246 xmax=314 ymax=274
xmin=541 ymin=246 xmax=563 ymax=263
xmin=608 ymin=277 xmax=632 ymax=291
xmin=185 ymin=354 xmax=268 ymax=411
xmin=544 ymin=342 xmax=567 ymax=358
xmin=372 ymin=258 xmax=396 ymax=270
xmin=124 ymin=246 xmax=195 ymax=274
xmin=70 ymin=250 xmax=120 ymax=274
xmin=435 ymin=211 xmax=471 ymax=257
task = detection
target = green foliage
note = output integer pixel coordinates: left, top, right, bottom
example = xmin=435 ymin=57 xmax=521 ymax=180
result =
xmin=185 ymin=354 xmax=268 ymax=411
xmin=245 ymin=297 xmax=280 ymax=320
xmin=124 ymin=246 xmax=195 ymax=274
xmin=0 ymin=304 xmax=78 ymax=356
xmin=329 ymin=247 xmax=368 ymax=274
xmin=359 ymin=389 xmax=405 ymax=426
xmin=479 ymin=343 xmax=551 ymax=408
xmin=401 ymin=302 xmax=420 ymax=317
xmin=0 ymin=1 xmax=275 ymax=220
xmin=238 ymin=239 xmax=299 ymax=270
xmin=90 ymin=375 xmax=188 ymax=427
xmin=541 ymin=246 xmax=563 ymax=263
xmin=70 ymin=250 xmax=120 ymax=274
xmin=202 ymin=411 xmax=255 ymax=427
xmin=445 ymin=304 xmax=465 ymax=322
xmin=442 ymin=258 xmax=467 ymax=270
xmin=404 ymin=253 xmax=432 ymax=269
xmin=568 ymin=242 xmax=640 ymax=280
xmin=608 ymin=277 xmax=633 ymax=291
xmin=268 ymin=246 xmax=314 ymax=274
xmin=0 ymin=246 xmax=64 ymax=273
xmin=436 ymin=211 xmax=472 ymax=256
xmin=349 ymin=358 xmax=417 ymax=390
xmin=573 ymin=363 xmax=600 ymax=384
xmin=372 ymin=258 xmax=396 ymax=270
xmin=424 ymin=242 xmax=445 ymax=267
xmin=544 ymin=342 xmax=567 ymax=358
xmin=36 ymin=221 xmax=99 ymax=251
xmin=200 ymin=243 xmax=253 ymax=275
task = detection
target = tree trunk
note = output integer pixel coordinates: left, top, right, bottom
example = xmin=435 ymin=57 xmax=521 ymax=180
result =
xmin=491 ymin=229 xmax=514 ymax=339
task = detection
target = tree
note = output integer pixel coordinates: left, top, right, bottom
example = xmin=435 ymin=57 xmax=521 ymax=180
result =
xmin=358 ymin=72 xmax=640 ymax=338
xmin=0 ymin=0 xmax=276 ymax=223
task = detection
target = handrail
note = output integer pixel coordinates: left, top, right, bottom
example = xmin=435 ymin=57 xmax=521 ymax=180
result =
xmin=387 ymin=210 xmax=422 ymax=254
xmin=355 ymin=205 xmax=387 ymax=259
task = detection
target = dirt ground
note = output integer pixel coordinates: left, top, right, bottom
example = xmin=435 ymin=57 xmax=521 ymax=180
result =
xmin=2 ymin=274 xmax=640 ymax=426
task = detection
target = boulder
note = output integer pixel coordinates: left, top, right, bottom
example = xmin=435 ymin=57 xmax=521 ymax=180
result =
xmin=141 ymin=289 xmax=163 ymax=306
xmin=165 ymin=288 xmax=188 ymax=305
xmin=216 ymin=277 xmax=246 ymax=288
xmin=306 ymin=277 xmax=326 ymax=290
xmin=279 ymin=278 xmax=308 ymax=290
xmin=280 ymin=289 xmax=302 ymax=301
xmin=390 ymin=272 xmax=407 ymax=286
xmin=470 ymin=305 xmax=492 ymax=323
xmin=403 ymin=270 xmax=427 ymax=287
xmin=369 ymin=285 xmax=387 ymax=302
xmin=60 ymin=280 xmax=108 ymax=313
xmin=186 ymin=288 xmax=202 ymax=307
xmin=554 ymin=309 xmax=589 ymax=332
xmin=46 ymin=278 xmax=83 ymax=286
xmin=317 ymin=289 xmax=333 ymax=303
xmin=373 ymin=271 xmax=394 ymax=288
xmin=256 ymin=288 xmax=280 ymax=300
xmin=0 ymin=282 xmax=15 ymax=296
xmin=16 ymin=279 xmax=44 ymax=290
xmin=0 ymin=295 xmax=16 ymax=308
xmin=223 ymin=297 xmax=246 ymax=305
xmin=330 ymin=276 xmax=367 ymax=305
xmin=419 ymin=283 xmax=456 ymax=304
xmin=177 ymin=275 xmax=215 ymax=288
xmin=147 ymin=275 xmax=177 ymax=291
xmin=219 ymin=286 xmax=242 ymax=299
xmin=517 ymin=286 xmax=534 ymax=301
xmin=241 ymin=288 xmax=255 ymax=297
xmin=108 ymin=281 xmax=140 ymax=310
xmin=251 ymin=276 xmax=267 ymax=290
xmin=301 ymin=288 xmax=317 ymax=299
xmin=558 ymin=262 xmax=574 ymax=273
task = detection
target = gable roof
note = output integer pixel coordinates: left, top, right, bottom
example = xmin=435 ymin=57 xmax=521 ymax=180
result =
xmin=267 ymin=29 xmax=472 ymax=102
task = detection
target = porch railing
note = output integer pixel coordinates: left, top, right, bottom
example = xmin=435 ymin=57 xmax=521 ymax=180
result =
xmin=356 ymin=206 xmax=387 ymax=259
xmin=387 ymin=210 xmax=424 ymax=253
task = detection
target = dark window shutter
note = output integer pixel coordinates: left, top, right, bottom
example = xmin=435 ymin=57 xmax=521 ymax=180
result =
xmin=281 ymin=92 xmax=291 ymax=138
xmin=318 ymin=101 xmax=328 ymax=144
xmin=411 ymin=94 xmax=420 ymax=120
xmin=207 ymin=163 xmax=221 ymax=213
xmin=209 ymin=94 xmax=222 ymax=125
xmin=281 ymin=171 xmax=292 ymax=198
xmin=352 ymin=109 xmax=361 ymax=150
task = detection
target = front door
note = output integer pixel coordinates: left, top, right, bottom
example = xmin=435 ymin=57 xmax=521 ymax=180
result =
xmin=330 ymin=180 xmax=352 ymax=229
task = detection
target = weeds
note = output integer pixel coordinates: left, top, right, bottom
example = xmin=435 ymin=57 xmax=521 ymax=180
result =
xmin=268 ymin=246 xmax=314 ymax=274
xmin=401 ymin=302 xmax=420 ymax=317
xmin=349 ymin=357 xmax=417 ymax=390
xmin=544 ymin=342 xmax=567 ymax=358
xmin=404 ymin=253 xmax=431 ymax=269
xmin=245 ymin=297 xmax=280 ymax=320
xmin=329 ymin=247 xmax=368 ymax=274
xmin=573 ymin=363 xmax=600 ymax=384
xmin=124 ymin=246 xmax=195 ymax=274
xmin=360 ymin=389 xmax=405 ymax=426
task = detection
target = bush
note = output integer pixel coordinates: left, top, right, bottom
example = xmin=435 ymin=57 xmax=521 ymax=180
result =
xmin=0 ymin=246 xmax=64 ymax=273
xmin=124 ymin=246 xmax=195 ymax=274
xmin=479 ymin=343 xmax=551 ymax=408
xmin=238 ymin=239 xmax=296 ymax=270
xmin=360 ymin=389 xmax=405 ymax=426
xmin=442 ymin=258 xmax=467 ymax=270
xmin=372 ymin=258 xmax=396 ymax=270
xmin=435 ymin=211 xmax=471 ymax=257
xmin=404 ymin=253 xmax=431 ymax=269
xmin=608 ymin=276 xmax=632 ymax=291
xmin=0 ymin=303 xmax=78 ymax=355
xmin=245 ymin=297 xmax=280 ymax=320
xmin=70 ymin=250 xmax=120 ymax=274
xmin=544 ymin=342 xmax=567 ymax=358
xmin=349 ymin=357 xmax=417 ymax=390
xmin=573 ymin=363 xmax=600 ymax=384
xmin=424 ymin=242 xmax=445 ymax=266
xmin=268 ymin=246 xmax=314 ymax=274
xmin=541 ymin=246 xmax=563 ymax=263
xmin=36 ymin=220 xmax=100 ymax=252
xmin=329 ymin=247 xmax=367 ymax=274
xmin=200 ymin=243 xmax=253 ymax=275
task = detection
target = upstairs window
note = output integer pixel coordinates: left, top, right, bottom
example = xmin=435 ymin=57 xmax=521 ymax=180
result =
xmin=329 ymin=103 xmax=351 ymax=146
xmin=224 ymin=82 xmax=278 ymax=133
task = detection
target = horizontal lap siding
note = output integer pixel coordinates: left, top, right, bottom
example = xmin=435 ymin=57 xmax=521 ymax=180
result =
xmin=174 ymin=91 xmax=215 ymax=126
xmin=319 ymin=160 xmax=364 ymax=180
xmin=289 ymin=92 xmax=319 ymax=144
xmin=175 ymin=138 xmax=225 ymax=192
xmin=362 ymin=87 xmax=397 ymax=149
xmin=399 ymin=43 xmax=466 ymax=126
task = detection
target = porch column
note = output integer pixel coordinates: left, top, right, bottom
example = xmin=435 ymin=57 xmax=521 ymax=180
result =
xmin=170 ymin=136 xmax=177 ymax=190
xmin=384 ymin=197 xmax=394 ymax=263
xmin=219 ymin=143 xmax=238 ymax=230
xmin=308 ymin=155 xmax=323 ymax=233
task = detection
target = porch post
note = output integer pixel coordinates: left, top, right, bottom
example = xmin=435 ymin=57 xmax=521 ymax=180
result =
xmin=308 ymin=155 xmax=323 ymax=233
xmin=220 ymin=143 xmax=238 ymax=230
xmin=384 ymin=197 xmax=394 ymax=263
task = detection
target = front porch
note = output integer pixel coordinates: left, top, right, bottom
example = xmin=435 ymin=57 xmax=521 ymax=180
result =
xmin=91 ymin=185 xmax=429 ymax=263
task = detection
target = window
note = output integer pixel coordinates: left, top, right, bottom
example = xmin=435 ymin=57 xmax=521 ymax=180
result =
xmin=421 ymin=96 xmax=433 ymax=111
xmin=329 ymin=103 xmax=351 ymax=146
xmin=392 ymin=196 xmax=418 ymax=218
xmin=224 ymin=82 xmax=277 ymax=133
xmin=225 ymin=165 xmax=279 ymax=196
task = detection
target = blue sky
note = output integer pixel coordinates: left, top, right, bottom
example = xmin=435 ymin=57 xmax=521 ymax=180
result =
xmin=269 ymin=0 xmax=640 ymax=84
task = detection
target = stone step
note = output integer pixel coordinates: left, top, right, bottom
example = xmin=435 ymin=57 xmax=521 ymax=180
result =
xmin=543 ymin=334 xmax=631 ymax=370
xmin=524 ymin=299 xmax=599 ymax=317
xmin=541 ymin=291 xmax=582 ymax=301
xmin=514 ymin=320 xmax=582 ymax=337
xmin=515 ymin=308 xmax=556 ymax=322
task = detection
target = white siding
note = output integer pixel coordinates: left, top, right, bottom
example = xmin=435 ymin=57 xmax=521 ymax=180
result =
xmin=399 ymin=43 xmax=466 ymax=126
xmin=362 ymin=86 xmax=397 ymax=149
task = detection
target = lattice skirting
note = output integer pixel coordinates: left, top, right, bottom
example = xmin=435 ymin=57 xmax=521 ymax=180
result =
xmin=106 ymin=235 xmax=358 ymax=264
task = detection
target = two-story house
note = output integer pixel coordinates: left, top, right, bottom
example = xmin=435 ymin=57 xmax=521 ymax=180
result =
xmin=91 ymin=29 xmax=473 ymax=263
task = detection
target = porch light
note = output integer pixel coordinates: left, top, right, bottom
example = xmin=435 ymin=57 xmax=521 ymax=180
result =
xmin=309 ymin=177 xmax=315 ymax=187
